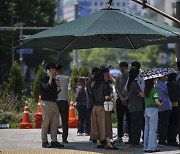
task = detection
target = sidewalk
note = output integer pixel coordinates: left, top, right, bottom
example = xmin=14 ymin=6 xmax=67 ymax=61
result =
xmin=0 ymin=128 xmax=180 ymax=154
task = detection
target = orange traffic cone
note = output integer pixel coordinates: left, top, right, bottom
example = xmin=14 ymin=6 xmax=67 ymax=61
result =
xmin=34 ymin=96 xmax=43 ymax=128
xmin=19 ymin=101 xmax=33 ymax=129
xmin=68 ymin=99 xmax=78 ymax=128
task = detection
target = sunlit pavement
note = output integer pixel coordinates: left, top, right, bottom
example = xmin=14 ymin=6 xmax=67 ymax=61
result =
xmin=0 ymin=128 xmax=180 ymax=154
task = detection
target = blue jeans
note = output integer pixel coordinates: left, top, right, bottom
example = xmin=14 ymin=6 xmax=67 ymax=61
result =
xmin=144 ymin=108 xmax=158 ymax=151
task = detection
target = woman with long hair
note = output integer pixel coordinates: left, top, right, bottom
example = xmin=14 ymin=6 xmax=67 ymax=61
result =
xmin=90 ymin=69 xmax=118 ymax=150
xmin=144 ymin=78 xmax=162 ymax=153
xmin=124 ymin=68 xmax=143 ymax=146
xmin=75 ymin=77 xmax=89 ymax=136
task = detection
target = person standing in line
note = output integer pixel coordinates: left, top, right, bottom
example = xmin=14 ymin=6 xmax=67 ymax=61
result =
xmin=76 ymin=77 xmax=89 ymax=136
xmin=131 ymin=61 xmax=145 ymax=142
xmin=115 ymin=62 xmax=130 ymax=143
xmin=167 ymin=73 xmax=179 ymax=147
xmin=144 ymin=78 xmax=162 ymax=153
xmin=56 ymin=64 xmax=70 ymax=144
xmin=90 ymin=69 xmax=118 ymax=150
xmin=176 ymin=61 xmax=180 ymax=148
xmin=39 ymin=63 xmax=64 ymax=148
xmin=86 ymin=67 xmax=100 ymax=136
xmin=157 ymin=75 xmax=172 ymax=145
xmin=123 ymin=68 xmax=143 ymax=146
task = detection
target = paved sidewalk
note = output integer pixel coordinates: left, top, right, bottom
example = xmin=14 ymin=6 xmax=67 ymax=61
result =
xmin=0 ymin=129 xmax=180 ymax=154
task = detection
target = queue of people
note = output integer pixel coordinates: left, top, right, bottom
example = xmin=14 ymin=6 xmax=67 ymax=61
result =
xmin=39 ymin=61 xmax=180 ymax=153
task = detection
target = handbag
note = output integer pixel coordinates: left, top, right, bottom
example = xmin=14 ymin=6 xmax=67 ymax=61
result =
xmin=104 ymin=101 xmax=114 ymax=111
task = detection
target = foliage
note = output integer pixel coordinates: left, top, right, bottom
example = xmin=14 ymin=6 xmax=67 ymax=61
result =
xmin=79 ymin=65 xmax=90 ymax=77
xmin=0 ymin=0 xmax=57 ymax=86
xmin=77 ymin=48 xmax=129 ymax=69
xmin=128 ymin=45 xmax=176 ymax=70
xmin=70 ymin=63 xmax=79 ymax=91
xmin=4 ymin=61 xmax=25 ymax=98
xmin=31 ymin=62 xmax=45 ymax=102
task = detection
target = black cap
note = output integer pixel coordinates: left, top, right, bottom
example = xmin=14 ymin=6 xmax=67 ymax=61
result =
xmin=100 ymin=63 xmax=111 ymax=73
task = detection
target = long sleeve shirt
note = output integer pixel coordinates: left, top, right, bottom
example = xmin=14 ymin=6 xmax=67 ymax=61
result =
xmin=157 ymin=80 xmax=172 ymax=112
xmin=39 ymin=76 xmax=58 ymax=102
xmin=127 ymin=81 xmax=143 ymax=112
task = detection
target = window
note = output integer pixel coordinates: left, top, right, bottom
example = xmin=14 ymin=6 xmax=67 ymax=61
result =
xmin=117 ymin=2 xmax=120 ymax=6
xmin=94 ymin=2 xmax=97 ymax=6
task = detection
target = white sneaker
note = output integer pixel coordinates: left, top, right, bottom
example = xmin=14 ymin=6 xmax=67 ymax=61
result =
xmin=114 ymin=137 xmax=123 ymax=143
xmin=83 ymin=133 xmax=89 ymax=136
xmin=124 ymin=133 xmax=129 ymax=137
xmin=77 ymin=132 xmax=83 ymax=136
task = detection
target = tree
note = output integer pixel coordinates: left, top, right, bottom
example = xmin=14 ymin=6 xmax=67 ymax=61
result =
xmin=79 ymin=65 xmax=90 ymax=77
xmin=70 ymin=63 xmax=79 ymax=91
xmin=77 ymin=48 xmax=129 ymax=69
xmin=128 ymin=45 xmax=176 ymax=70
xmin=31 ymin=62 xmax=45 ymax=102
xmin=4 ymin=61 xmax=25 ymax=98
xmin=0 ymin=0 xmax=57 ymax=86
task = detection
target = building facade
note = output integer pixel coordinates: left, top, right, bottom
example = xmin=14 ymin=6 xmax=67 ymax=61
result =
xmin=154 ymin=0 xmax=176 ymax=25
xmin=60 ymin=0 xmax=146 ymax=21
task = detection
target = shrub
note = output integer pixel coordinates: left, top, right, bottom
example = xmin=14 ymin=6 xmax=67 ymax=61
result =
xmin=70 ymin=63 xmax=79 ymax=91
xmin=4 ymin=61 xmax=25 ymax=99
xmin=31 ymin=62 xmax=45 ymax=102
xmin=79 ymin=65 xmax=90 ymax=78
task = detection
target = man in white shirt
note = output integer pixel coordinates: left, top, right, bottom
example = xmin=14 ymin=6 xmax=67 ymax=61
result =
xmin=56 ymin=65 xmax=70 ymax=143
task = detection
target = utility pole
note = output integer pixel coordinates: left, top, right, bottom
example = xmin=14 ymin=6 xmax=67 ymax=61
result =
xmin=176 ymin=0 xmax=180 ymax=61
xmin=73 ymin=2 xmax=79 ymax=68
xmin=19 ymin=23 xmax=23 ymax=63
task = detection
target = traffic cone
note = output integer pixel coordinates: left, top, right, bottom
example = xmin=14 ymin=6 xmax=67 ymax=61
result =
xmin=68 ymin=99 xmax=78 ymax=128
xmin=34 ymin=96 xmax=43 ymax=128
xmin=19 ymin=101 xmax=33 ymax=129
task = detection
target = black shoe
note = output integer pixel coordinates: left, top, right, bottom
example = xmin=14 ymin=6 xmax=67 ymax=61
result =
xmin=106 ymin=146 xmax=118 ymax=150
xmin=125 ymin=141 xmax=130 ymax=144
xmin=158 ymin=142 xmax=167 ymax=146
xmin=57 ymin=130 xmax=62 ymax=134
xmin=62 ymin=139 xmax=69 ymax=143
xmin=51 ymin=141 xmax=64 ymax=148
xmin=42 ymin=141 xmax=51 ymax=148
xmin=97 ymin=145 xmax=105 ymax=149
xmin=167 ymin=142 xmax=179 ymax=147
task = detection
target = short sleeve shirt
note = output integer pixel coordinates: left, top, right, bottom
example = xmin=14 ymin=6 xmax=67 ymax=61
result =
xmin=145 ymin=88 xmax=159 ymax=108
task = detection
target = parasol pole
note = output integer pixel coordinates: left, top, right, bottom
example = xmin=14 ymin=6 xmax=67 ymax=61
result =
xmin=131 ymin=0 xmax=180 ymax=24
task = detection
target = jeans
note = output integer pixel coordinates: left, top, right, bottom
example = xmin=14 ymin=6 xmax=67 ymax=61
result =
xmin=144 ymin=108 xmax=158 ymax=151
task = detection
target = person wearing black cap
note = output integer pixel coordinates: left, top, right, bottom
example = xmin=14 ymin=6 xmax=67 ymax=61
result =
xmin=39 ymin=63 xmax=64 ymax=148
xmin=115 ymin=62 xmax=130 ymax=143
